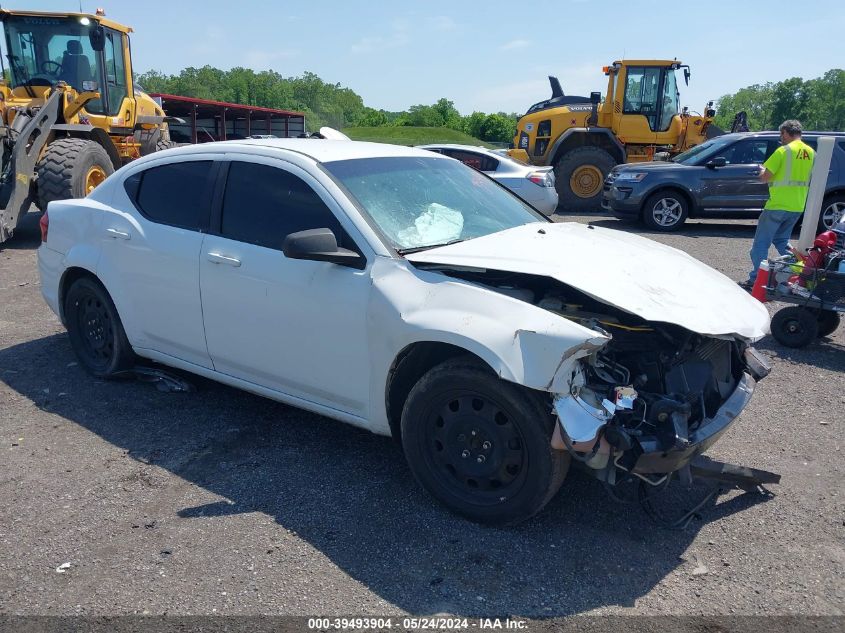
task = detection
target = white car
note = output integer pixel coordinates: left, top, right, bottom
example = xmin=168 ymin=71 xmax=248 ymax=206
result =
xmin=38 ymin=139 xmax=771 ymax=524
xmin=418 ymin=144 xmax=558 ymax=215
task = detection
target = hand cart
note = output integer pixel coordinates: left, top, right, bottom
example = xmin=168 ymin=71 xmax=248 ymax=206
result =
xmin=764 ymin=255 xmax=845 ymax=348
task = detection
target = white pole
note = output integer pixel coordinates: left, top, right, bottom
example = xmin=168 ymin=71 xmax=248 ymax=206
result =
xmin=796 ymin=136 xmax=835 ymax=253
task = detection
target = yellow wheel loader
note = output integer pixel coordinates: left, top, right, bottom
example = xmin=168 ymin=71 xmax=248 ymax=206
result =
xmin=0 ymin=8 xmax=175 ymax=243
xmin=510 ymin=60 xmax=721 ymax=211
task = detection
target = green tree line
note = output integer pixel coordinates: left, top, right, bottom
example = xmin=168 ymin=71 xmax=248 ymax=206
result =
xmin=136 ymin=66 xmax=519 ymax=143
xmin=715 ymin=69 xmax=844 ymax=132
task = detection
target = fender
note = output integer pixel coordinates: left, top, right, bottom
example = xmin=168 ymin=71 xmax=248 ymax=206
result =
xmin=366 ymin=259 xmax=609 ymax=434
xmin=50 ymin=125 xmax=122 ymax=170
xmin=547 ymin=128 xmax=626 ymax=167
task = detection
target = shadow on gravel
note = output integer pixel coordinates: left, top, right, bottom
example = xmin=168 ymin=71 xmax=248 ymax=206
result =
xmin=754 ymin=335 xmax=845 ymax=372
xmin=0 ymin=334 xmax=777 ymax=617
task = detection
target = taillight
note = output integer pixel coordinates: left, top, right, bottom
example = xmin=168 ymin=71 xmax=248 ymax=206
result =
xmin=528 ymin=171 xmax=553 ymax=187
xmin=39 ymin=211 xmax=49 ymax=242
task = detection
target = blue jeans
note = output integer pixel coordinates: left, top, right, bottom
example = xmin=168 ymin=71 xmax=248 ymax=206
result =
xmin=749 ymin=210 xmax=802 ymax=282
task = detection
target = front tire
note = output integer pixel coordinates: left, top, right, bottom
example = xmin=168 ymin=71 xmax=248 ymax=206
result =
xmin=36 ymin=138 xmax=114 ymax=209
xmin=64 ymin=277 xmax=135 ymax=378
xmin=553 ymin=146 xmax=616 ymax=213
xmin=771 ymin=306 xmax=818 ymax=348
xmin=642 ymin=190 xmax=689 ymax=231
xmin=400 ymin=357 xmax=569 ymax=525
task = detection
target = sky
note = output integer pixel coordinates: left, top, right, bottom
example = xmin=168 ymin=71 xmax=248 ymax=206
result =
xmin=5 ymin=0 xmax=844 ymax=117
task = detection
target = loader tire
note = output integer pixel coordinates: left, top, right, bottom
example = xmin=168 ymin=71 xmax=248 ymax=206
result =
xmin=553 ymin=146 xmax=616 ymax=213
xmin=155 ymin=138 xmax=175 ymax=152
xmin=36 ymin=138 xmax=114 ymax=209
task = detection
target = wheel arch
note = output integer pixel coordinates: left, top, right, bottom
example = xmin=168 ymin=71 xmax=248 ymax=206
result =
xmin=48 ymin=125 xmax=122 ymax=170
xmin=823 ymin=188 xmax=845 ymax=204
xmin=641 ymin=185 xmax=695 ymax=218
xmin=385 ymin=341 xmax=500 ymax=441
xmin=58 ymin=265 xmax=100 ymax=324
xmin=549 ymin=128 xmax=625 ymax=167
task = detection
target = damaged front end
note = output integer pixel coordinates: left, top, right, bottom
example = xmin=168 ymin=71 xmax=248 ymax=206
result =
xmin=549 ymin=310 xmax=771 ymax=483
xmin=404 ymin=257 xmax=775 ymax=496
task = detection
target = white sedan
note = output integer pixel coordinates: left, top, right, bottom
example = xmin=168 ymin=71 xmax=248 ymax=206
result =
xmin=38 ymin=139 xmax=771 ymax=524
xmin=418 ymin=144 xmax=558 ymax=215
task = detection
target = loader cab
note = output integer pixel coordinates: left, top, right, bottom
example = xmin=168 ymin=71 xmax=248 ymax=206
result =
xmin=1 ymin=12 xmax=131 ymax=117
xmin=610 ymin=61 xmax=687 ymax=143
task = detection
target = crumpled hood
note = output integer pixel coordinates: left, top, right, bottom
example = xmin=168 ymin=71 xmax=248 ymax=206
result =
xmin=405 ymin=222 xmax=770 ymax=340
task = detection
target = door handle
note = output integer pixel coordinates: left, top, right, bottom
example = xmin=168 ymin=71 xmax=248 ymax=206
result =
xmin=206 ymin=252 xmax=241 ymax=267
xmin=105 ymin=228 xmax=130 ymax=240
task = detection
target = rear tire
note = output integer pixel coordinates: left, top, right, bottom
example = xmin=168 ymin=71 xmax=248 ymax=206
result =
xmin=36 ymin=138 xmax=114 ymax=209
xmin=771 ymin=306 xmax=818 ymax=348
xmin=553 ymin=146 xmax=616 ymax=213
xmin=400 ymin=356 xmax=569 ymax=525
xmin=819 ymin=194 xmax=845 ymax=232
xmin=155 ymin=138 xmax=175 ymax=152
xmin=64 ymin=277 xmax=135 ymax=378
xmin=642 ymin=190 xmax=689 ymax=231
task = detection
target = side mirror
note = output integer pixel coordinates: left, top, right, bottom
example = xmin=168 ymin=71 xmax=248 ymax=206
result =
xmin=282 ymin=228 xmax=365 ymax=270
xmin=89 ymin=25 xmax=105 ymax=52
xmin=706 ymin=157 xmax=727 ymax=169
xmin=590 ymin=91 xmax=601 ymax=104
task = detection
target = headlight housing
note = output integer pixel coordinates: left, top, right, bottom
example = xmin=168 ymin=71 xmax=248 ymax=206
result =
xmin=614 ymin=172 xmax=648 ymax=182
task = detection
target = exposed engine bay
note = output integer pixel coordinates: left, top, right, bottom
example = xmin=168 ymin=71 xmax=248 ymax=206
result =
xmin=417 ymin=265 xmax=772 ymax=485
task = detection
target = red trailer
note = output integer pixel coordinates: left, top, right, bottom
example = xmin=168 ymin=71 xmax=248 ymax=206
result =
xmin=149 ymin=93 xmax=305 ymax=144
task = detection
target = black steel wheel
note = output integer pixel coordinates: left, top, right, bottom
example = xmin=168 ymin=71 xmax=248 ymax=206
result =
xmin=816 ymin=310 xmax=841 ymax=338
xmin=64 ymin=277 xmax=135 ymax=378
xmin=771 ymin=306 xmax=819 ymax=348
xmin=400 ymin=357 xmax=569 ymax=524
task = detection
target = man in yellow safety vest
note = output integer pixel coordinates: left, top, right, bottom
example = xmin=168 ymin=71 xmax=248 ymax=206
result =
xmin=744 ymin=119 xmax=815 ymax=287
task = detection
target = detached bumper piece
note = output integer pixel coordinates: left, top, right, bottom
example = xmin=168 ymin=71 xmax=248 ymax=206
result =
xmin=688 ymin=455 xmax=781 ymax=492
xmin=638 ymin=455 xmax=781 ymax=530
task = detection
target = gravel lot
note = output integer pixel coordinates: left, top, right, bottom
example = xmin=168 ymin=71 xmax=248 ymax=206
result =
xmin=0 ymin=209 xmax=843 ymax=621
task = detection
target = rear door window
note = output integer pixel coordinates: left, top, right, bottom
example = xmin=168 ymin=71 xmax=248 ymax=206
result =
xmin=440 ymin=149 xmax=499 ymax=172
xmin=219 ymin=161 xmax=352 ymax=251
xmin=124 ymin=161 xmax=214 ymax=230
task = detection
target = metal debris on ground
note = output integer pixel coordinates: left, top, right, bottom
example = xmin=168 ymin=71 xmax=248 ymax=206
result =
xmin=129 ymin=367 xmax=195 ymax=393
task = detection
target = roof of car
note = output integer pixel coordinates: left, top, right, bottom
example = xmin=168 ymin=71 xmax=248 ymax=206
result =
xmin=162 ymin=139 xmax=437 ymax=163
xmin=723 ymin=131 xmax=845 ymax=139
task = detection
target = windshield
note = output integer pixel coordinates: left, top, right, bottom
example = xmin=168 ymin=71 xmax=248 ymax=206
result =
xmin=323 ymin=156 xmax=546 ymax=252
xmin=3 ymin=15 xmax=106 ymax=101
xmin=672 ymin=136 xmax=738 ymax=165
